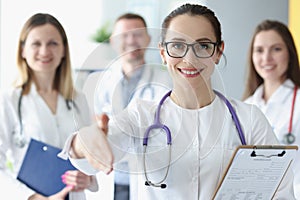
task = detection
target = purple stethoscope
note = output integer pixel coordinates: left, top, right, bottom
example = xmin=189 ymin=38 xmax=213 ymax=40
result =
xmin=143 ymin=90 xmax=246 ymax=189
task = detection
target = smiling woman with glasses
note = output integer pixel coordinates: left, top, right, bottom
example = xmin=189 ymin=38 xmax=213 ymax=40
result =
xmin=163 ymin=41 xmax=219 ymax=58
xmin=61 ymin=3 xmax=295 ymax=200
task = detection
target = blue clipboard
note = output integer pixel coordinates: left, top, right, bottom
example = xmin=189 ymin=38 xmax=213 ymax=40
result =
xmin=17 ymin=138 xmax=77 ymax=197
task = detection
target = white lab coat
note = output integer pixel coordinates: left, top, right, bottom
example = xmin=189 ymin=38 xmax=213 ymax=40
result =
xmin=64 ymin=93 xmax=295 ymax=200
xmin=245 ymin=79 xmax=300 ymax=199
xmin=0 ymin=84 xmax=97 ymax=200
xmin=93 ymin=61 xmax=172 ymax=115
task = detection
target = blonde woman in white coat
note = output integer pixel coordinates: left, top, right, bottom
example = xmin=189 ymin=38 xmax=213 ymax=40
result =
xmin=0 ymin=13 xmax=98 ymax=200
xmin=61 ymin=4 xmax=296 ymax=199
xmin=243 ymin=19 xmax=300 ymax=199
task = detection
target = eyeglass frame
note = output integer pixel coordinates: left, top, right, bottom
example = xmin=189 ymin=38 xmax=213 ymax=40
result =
xmin=163 ymin=41 xmax=220 ymax=58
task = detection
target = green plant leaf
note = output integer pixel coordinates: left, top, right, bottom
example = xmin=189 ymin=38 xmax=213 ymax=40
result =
xmin=91 ymin=21 xmax=112 ymax=43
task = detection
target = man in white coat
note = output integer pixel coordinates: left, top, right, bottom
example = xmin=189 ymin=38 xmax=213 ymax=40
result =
xmin=84 ymin=13 xmax=172 ymax=200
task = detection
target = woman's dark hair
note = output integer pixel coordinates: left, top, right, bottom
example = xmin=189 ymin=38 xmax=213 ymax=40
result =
xmin=161 ymin=3 xmax=222 ymax=45
xmin=160 ymin=3 xmax=225 ymax=65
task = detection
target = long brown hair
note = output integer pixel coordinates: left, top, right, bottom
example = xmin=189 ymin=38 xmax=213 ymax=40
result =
xmin=15 ymin=13 xmax=75 ymax=99
xmin=242 ymin=19 xmax=300 ymax=100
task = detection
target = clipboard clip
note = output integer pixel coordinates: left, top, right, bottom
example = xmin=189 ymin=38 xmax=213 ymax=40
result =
xmin=250 ymin=150 xmax=286 ymax=158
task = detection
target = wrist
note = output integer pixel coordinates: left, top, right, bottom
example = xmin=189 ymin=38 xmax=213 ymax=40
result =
xmin=70 ymin=134 xmax=84 ymax=158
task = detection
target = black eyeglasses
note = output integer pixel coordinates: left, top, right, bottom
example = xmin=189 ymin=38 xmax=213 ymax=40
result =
xmin=164 ymin=41 xmax=219 ymax=58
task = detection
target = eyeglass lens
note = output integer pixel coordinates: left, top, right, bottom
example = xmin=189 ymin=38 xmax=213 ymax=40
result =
xmin=166 ymin=42 xmax=216 ymax=58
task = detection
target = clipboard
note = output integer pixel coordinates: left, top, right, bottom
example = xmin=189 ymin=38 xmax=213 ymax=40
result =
xmin=212 ymin=145 xmax=298 ymax=200
xmin=17 ymin=138 xmax=77 ymax=197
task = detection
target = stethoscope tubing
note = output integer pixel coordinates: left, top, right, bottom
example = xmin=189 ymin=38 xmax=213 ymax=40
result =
xmin=143 ymin=90 xmax=172 ymax=188
xmin=15 ymin=89 xmax=78 ymax=148
xmin=288 ymin=86 xmax=298 ymax=134
xmin=134 ymin=67 xmax=155 ymax=101
xmin=214 ymin=90 xmax=246 ymax=145
xmin=143 ymin=90 xmax=172 ymax=146
xmin=143 ymin=145 xmax=171 ymax=188
xmin=284 ymin=85 xmax=298 ymax=144
xmin=17 ymin=91 xmax=24 ymax=141
xmin=142 ymin=90 xmax=246 ymax=189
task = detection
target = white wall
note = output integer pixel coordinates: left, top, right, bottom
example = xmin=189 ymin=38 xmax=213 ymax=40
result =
xmin=0 ymin=0 xmax=288 ymax=99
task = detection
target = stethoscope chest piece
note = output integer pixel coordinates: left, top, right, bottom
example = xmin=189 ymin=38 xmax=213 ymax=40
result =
xmin=13 ymin=131 xmax=26 ymax=148
xmin=282 ymin=86 xmax=298 ymax=145
xmin=283 ymin=133 xmax=295 ymax=144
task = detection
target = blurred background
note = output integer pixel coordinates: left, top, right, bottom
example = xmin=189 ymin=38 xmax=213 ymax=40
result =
xmin=0 ymin=0 xmax=298 ymax=99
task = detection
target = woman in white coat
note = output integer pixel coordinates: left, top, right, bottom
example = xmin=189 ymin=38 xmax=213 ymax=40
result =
xmin=61 ymin=4 xmax=296 ymax=199
xmin=243 ymin=19 xmax=300 ymax=199
xmin=0 ymin=13 xmax=98 ymax=200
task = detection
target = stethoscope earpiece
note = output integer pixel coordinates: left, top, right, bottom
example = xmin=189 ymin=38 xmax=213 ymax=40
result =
xmin=145 ymin=181 xmax=167 ymax=189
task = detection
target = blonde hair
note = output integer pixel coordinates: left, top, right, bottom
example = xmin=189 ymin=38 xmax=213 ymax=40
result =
xmin=15 ymin=13 xmax=75 ymax=99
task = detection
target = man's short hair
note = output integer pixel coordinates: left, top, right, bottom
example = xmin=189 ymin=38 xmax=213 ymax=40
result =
xmin=116 ymin=13 xmax=147 ymax=27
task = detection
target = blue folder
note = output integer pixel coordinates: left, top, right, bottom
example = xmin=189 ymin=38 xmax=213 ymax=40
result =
xmin=17 ymin=138 xmax=77 ymax=197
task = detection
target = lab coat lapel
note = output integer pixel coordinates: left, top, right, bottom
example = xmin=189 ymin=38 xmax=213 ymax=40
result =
xmin=20 ymin=86 xmax=45 ymax=141
xmin=268 ymin=79 xmax=294 ymax=104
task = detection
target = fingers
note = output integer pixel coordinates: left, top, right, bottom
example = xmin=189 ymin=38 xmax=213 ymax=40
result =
xmin=61 ymin=170 xmax=91 ymax=191
xmin=95 ymin=113 xmax=109 ymax=134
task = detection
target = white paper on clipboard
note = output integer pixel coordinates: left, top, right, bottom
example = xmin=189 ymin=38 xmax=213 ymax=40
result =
xmin=213 ymin=145 xmax=298 ymax=200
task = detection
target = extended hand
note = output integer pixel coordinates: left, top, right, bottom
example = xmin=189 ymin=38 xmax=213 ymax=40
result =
xmin=72 ymin=119 xmax=114 ymax=174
